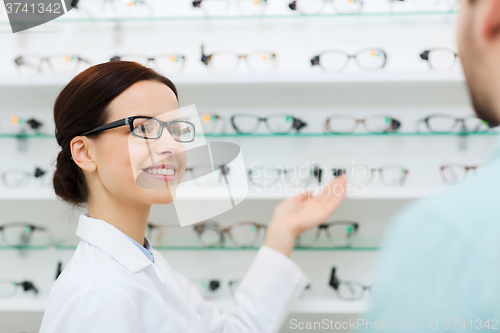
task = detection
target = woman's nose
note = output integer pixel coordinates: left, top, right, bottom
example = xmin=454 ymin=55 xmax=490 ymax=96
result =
xmin=152 ymin=125 xmax=182 ymax=156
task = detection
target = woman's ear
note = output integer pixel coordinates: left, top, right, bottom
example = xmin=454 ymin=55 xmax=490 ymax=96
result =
xmin=70 ymin=136 xmax=97 ymax=172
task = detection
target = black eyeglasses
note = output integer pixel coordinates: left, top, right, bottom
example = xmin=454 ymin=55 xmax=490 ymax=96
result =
xmin=230 ymin=114 xmax=307 ymax=134
xmin=311 ymin=48 xmax=387 ymax=72
xmin=80 ymin=116 xmax=196 ymax=142
xmin=0 ymin=280 xmax=39 ymax=298
xmin=329 ymin=267 xmax=372 ymax=301
xmin=420 ymin=48 xmax=459 ymax=71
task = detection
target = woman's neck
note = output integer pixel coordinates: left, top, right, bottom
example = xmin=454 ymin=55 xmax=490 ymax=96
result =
xmin=87 ymin=192 xmax=151 ymax=246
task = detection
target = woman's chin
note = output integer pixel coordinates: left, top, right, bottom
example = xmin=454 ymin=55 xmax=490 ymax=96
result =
xmin=142 ymin=188 xmax=177 ymax=205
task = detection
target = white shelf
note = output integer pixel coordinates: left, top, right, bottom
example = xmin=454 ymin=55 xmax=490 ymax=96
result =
xmin=0 ymin=72 xmax=465 ymax=87
xmin=0 ymin=297 xmax=370 ymax=314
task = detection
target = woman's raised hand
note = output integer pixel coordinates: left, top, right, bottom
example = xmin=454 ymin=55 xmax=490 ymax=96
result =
xmin=264 ymin=176 xmax=347 ymax=257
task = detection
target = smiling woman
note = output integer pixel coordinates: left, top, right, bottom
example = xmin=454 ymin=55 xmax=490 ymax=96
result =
xmin=41 ymin=60 xmax=347 ymax=333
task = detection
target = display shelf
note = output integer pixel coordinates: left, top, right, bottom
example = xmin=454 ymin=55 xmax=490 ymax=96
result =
xmin=0 ymin=296 xmax=370 ymax=314
xmin=1 ymin=132 xmax=496 ymax=139
xmin=0 ymin=72 xmax=465 ymax=88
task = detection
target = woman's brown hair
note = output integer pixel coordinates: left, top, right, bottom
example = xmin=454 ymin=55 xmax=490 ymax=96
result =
xmin=53 ymin=61 xmax=178 ymax=206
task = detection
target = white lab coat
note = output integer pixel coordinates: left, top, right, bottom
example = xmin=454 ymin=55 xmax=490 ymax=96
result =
xmin=39 ymin=214 xmax=310 ymax=333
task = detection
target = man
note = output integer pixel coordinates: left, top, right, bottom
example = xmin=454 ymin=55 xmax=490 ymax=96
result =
xmin=361 ymin=0 xmax=500 ymax=331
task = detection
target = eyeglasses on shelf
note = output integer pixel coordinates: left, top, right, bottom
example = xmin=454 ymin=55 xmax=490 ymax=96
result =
xmin=110 ymin=54 xmax=186 ymax=73
xmin=0 ymin=222 xmax=53 ymax=248
xmin=311 ymin=48 xmax=387 ymax=72
xmin=1 ymin=167 xmax=47 ymax=188
xmin=201 ymin=45 xmax=277 ymax=72
xmin=230 ymin=114 xmax=307 ymax=134
xmin=184 ymin=164 xmax=230 ymax=187
xmin=75 ymin=0 xmax=154 ymax=18
xmin=388 ymin=0 xmax=459 ymax=12
xmin=80 ymin=116 xmax=196 ymax=142
xmin=288 ymin=0 xmax=364 ymax=15
xmin=416 ymin=114 xmax=492 ymax=134
xmin=295 ymin=221 xmax=359 ymax=248
xmin=329 ymin=267 xmax=372 ymax=301
xmin=192 ymin=0 xmax=268 ymax=16
xmin=200 ymin=113 xmax=227 ymax=135
xmin=14 ymin=54 xmax=92 ymax=75
xmin=420 ymin=48 xmax=459 ymax=71
xmin=0 ymin=280 xmax=39 ymax=298
xmin=440 ymin=164 xmax=479 ymax=185
xmin=325 ymin=165 xmax=409 ymax=187
xmin=248 ymin=165 xmax=322 ymax=188
xmin=193 ymin=221 xmax=267 ymax=247
xmin=325 ymin=115 xmax=401 ymax=134
xmin=229 ymin=279 xmax=311 ymax=298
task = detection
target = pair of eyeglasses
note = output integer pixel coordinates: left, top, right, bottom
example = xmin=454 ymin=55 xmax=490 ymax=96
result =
xmin=0 ymin=280 xmax=39 ymax=298
xmin=311 ymin=48 xmax=387 ymax=72
xmin=416 ymin=115 xmax=492 ymax=134
xmin=248 ymin=165 xmax=322 ymax=188
xmin=110 ymin=54 xmax=186 ymax=74
xmin=193 ymin=221 xmax=267 ymax=247
xmin=200 ymin=113 xmax=227 ymax=135
xmin=325 ymin=115 xmax=401 ymax=134
xmin=192 ymin=0 xmax=268 ymax=16
xmin=0 ymin=222 xmax=52 ymax=248
xmin=420 ymin=48 xmax=459 ymax=72
xmin=288 ymin=0 xmax=363 ymax=15
xmin=201 ymin=45 xmax=277 ymax=72
xmin=329 ymin=267 xmax=372 ymax=300
xmin=2 ymin=167 xmax=46 ymax=188
xmin=231 ymin=114 xmax=307 ymax=134
xmin=14 ymin=54 xmax=92 ymax=75
xmin=80 ymin=116 xmax=196 ymax=142
xmin=8 ymin=117 xmax=44 ymax=133
xmin=325 ymin=165 xmax=409 ymax=187
xmin=295 ymin=221 xmax=359 ymax=248
xmin=441 ymin=164 xmax=479 ymax=185
xmin=183 ymin=164 xmax=230 ymax=187
xmin=75 ymin=0 xmax=154 ymax=18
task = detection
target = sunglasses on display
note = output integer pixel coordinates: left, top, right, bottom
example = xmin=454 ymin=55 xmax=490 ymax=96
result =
xmin=192 ymin=0 xmax=268 ymax=16
xmin=14 ymin=54 xmax=92 ymax=75
xmin=230 ymin=114 xmax=307 ymax=134
xmin=1 ymin=167 xmax=47 ymax=188
xmin=420 ymin=48 xmax=459 ymax=72
xmin=0 ymin=280 xmax=39 ymax=298
xmin=329 ymin=267 xmax=373 ymax=301
xmin=295 ymin=221 xmax=360 ymax=248
xmin=325 ymin=115 xmax=401 ymax=134
xmin=288 ymin=0 xmax=364 ymax=15
xmin=201 ymin=45 xmax=277 ymax=72
xmin=110 ymin=54 xmax=186 ymax=73
xmin=310 ymin=48 xmax=387 ymax=72
xmin=193 ymin=220 xmax=267 ymax=248
xmin=248 ymin=165 xmax=323 ymax=188
xmin=80 ymin=116 xmax=196 ymax=142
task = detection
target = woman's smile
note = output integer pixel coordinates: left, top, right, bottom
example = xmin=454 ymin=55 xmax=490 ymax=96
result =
xmin=142 ymin=163 xmax=178 ymax=183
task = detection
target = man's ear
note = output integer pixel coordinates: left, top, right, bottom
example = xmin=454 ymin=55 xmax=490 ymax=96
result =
xmin=482 ymin=0 xmax=500 ymax=39
xmin=70 ymin=136 xmax=97 ymax=172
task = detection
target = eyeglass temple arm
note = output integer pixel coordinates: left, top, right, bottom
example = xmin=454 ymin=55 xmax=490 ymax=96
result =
xmin=329 ymin=267 xmax=339 ymax=290
xmin=81 ymin=118 xmax=129 ymax=136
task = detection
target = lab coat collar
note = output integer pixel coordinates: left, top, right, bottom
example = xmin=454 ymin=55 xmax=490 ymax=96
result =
xmin=76 ymin=214 xmax=154 ymax=274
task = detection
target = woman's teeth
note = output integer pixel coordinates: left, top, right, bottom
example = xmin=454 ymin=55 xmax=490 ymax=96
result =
xmin=147 ymin=168 xmax=175 ymax=176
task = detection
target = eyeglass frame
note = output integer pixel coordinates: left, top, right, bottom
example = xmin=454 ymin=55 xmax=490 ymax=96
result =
xmin=420 ymin=48 xmax=459 ymax=71
xmin=79 ymin=116 xmax=196 ymax=142
xmin=1 ymin=167 xmax=47 ymax=188
xmin=230 ymin=113 xmax=307 ymax=134
xmin=330 ymin=165 xmax=409 ymax=187
xmin=325 ymin=114 xmax=401 ymax=134
xmin=0 ymin=280 xmax=39 ymax=298
xmin=416 ymin=114 xmax=492 ymax=134
xmin=184 ymin=164 xmax=230 ymax=186
xmin=193 ymin=221 xmax=267 ymax=248
xmin=0 ymin=222 xmax=47 ymax=247
xmin=14 ymin=53 xmax=92 ymax=74
xmin=201 ymin=45 xmax=277 ymax=72
xmin=110 ymin=54 xmax=187 ymax=73
xmin=248 ymin=165 xmax=323 ymax=187
xmin=295 ymin=221 xmax=359 ymax=248
xmin=440 ymin=164 xmax=479 ymax=185
xmin=329 ymin=267 xmax=372 ymax=301
xmin=192 ymin=0 xmax=268 ymax=16
xmin=311 ymin=48 xmax=388 ymax=72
